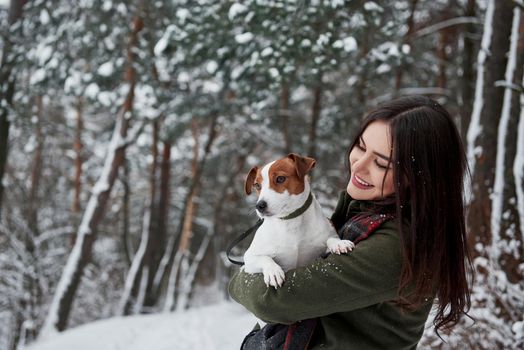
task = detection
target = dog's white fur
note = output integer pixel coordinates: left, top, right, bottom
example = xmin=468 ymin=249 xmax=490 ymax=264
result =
xmin=243 ymin=158 xmax=354 ymax=288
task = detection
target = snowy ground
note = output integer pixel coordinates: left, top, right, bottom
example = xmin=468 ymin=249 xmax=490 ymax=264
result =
xmin=27 ymin=302 xmax=257 ymax=350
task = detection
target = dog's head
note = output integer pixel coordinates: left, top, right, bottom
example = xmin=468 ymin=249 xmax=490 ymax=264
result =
xmin=244 ymin=153 xmax=316 ymax=218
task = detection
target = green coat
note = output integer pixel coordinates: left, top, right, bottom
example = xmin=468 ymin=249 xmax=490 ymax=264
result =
xmin=228 ymin=192 xmax=433 ymax=350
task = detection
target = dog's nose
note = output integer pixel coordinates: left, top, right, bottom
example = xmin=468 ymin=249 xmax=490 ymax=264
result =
xmin=256 ymin=200 xmax=268 ymax=212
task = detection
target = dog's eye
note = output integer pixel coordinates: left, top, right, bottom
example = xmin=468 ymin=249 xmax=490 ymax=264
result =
xmin=253 ymin=183 xmax=261 ymax=191
xmin=276 ymin=176 xmax=286 ymax=184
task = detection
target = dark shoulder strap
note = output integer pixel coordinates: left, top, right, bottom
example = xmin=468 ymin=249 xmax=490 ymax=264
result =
xmin=226 ymin=219 xmax=264 ymax=266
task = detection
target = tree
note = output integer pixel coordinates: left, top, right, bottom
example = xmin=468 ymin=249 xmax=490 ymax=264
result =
xmin=40 ymin=6 xmax=145 ymax=336
xmin=0 ymin=0 xmax=28 ymax=217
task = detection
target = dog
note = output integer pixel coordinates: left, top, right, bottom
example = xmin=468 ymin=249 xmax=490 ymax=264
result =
xmin=243 ymin=153 xmax=355 ymax=288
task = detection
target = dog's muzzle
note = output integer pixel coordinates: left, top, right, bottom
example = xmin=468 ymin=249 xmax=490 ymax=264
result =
xmin=256 ymin=200 xmax=268 ymax=214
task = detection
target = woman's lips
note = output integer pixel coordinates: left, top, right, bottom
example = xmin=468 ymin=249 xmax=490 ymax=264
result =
xmin=351 ymin=174 xmax=373 ymax=190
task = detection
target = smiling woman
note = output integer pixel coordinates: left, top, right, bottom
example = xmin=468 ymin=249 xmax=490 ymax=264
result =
xmin=347 ymin=120 xmax=395 ymax=200
xmin=229 ymin=95 xmax=473 ymax=350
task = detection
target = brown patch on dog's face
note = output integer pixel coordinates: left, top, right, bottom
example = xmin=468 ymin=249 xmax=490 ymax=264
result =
xmin=245 ymin=154 xmax=316 ymax=196
xmin=268 ymin=157 xmax=306 ymax=195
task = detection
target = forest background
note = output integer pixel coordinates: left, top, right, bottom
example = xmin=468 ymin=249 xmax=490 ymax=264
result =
xmin=0 ymin=0 xmax=523 ymax=349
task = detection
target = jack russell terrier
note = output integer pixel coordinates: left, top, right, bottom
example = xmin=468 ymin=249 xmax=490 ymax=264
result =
xmin=243 ymin=153 xmax=355 ymax=288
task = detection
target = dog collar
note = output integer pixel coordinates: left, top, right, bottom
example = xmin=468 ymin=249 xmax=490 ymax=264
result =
xmin=279 ymin=192 xmax=313 ymax=220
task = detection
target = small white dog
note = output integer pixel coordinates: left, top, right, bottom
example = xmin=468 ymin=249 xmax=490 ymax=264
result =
xmin=243 ymin=153 xmax=354 ymax=288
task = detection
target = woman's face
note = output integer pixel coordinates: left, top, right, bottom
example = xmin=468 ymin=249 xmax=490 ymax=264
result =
xmin=347 ymin=120 xmax=395 ymax=200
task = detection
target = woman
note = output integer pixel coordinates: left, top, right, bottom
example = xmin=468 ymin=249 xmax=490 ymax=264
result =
xmin=229 ymin=95 xmax=473 ymax=349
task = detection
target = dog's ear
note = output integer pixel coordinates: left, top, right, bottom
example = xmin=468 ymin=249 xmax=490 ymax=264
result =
xmin=245 ymin=166 xmax=258 ymax=195
xmin=287 ymin=153 xmax=316 ymax=178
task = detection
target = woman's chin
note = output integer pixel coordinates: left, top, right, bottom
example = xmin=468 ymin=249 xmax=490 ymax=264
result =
xmin=347 ymin=185 xmax=378 ymax=201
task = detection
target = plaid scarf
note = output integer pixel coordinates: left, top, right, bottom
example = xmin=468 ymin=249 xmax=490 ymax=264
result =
xmin=338 ymin=211 xmax=395 ymax=243
xmin=281 ymin=209 xmax=395 ymax=350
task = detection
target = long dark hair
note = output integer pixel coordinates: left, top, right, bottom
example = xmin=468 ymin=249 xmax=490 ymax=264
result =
xmin=348 ymin=95 xmax=473 ymax=334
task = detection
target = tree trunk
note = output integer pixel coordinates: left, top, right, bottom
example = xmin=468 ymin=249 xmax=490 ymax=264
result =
xmin=118 ymin=204 xmax=150 ymax=316
xmin=28 ymin=95 xmax=44 ymax=235
xmin=122 ymin=158 xmax=132 ymax=265
xmin=495 ymin=7 xmax=523 ymax=284
xmin=153 ymin=114 xmax=219 ymax=306
xmin=179 ymin=120 xmax=200 ymax=254
xmin=40 ymin=14 xmax=144 ymax=337
xmin=147 ymin=140 xmax=171 ymax=304
xmin=119 ymin=120 xmax=160 ymax=315
xmin=436 ymin=31 xmax=448 ymax=89
xmin=279 ymin=82 xmax=292 ymax=153
xmin=0 ymin=0 xmax=28 ymax=218
xmin=212 ymin=152 xmax=248 ymax=296
xmin=467 ymin=0 xmax=513 ymax=255
xmin=163 ymin=121 xmax=202 ymax=312
xmin=395 ymin=0 xmax=418 ymax=91
xmin=156 ymin=140 xmax=171 ymax=258
xmin=308 ymin=84 xmax=322 ymax=159
xmin=142 ymin=120 xmax=168 ymax=311
xmin=72 ymin=97 xmax=83 ymax=215
xmin=459 ymin=0 xmax=476 ymax=140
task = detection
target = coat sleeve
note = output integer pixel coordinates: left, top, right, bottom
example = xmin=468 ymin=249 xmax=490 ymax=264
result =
xmin=228 ymin=222 xmax=402 ymax=325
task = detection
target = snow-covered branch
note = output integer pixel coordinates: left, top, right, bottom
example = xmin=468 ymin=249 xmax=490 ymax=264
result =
xmin=413 ymin=16 xmax=482 ymax=39
xmin=494 ymin=80 xmax=524 ymax=93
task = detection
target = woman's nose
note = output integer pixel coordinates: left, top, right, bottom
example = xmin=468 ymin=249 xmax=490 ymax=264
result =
xmin=352 ymin=154 xmax=371 ymax=173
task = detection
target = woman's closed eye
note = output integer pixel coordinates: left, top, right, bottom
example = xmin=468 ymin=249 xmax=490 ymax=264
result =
xmin=375 ymin=159 xmax=388 ymax=169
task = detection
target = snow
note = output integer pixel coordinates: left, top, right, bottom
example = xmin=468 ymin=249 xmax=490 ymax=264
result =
xmin=269 ymin=68 xmax=279 ymax=78
xmin=29 ymin=69 xmax=46 ymax=85
xmin=301 ymin=39 xmax=312 ymax=47
xmin=333 ymin=37 xmax=357 ymax=52
xmin=203 ymin=80 xmax=222 ymax=94
xmin=176 ymin=9 xmax=191 ymax=24
xmin=85 ymin=83 xmax=100 ymax=99
xmin=364 ymin=2 xmax=383 ymax=12
xmin=101 ymin=0 xmax=112 ymax=11
xmin=97 ymin=61 xmax=114 ymax=76
xmin=206 ymin=60 xmax=218 ymax=74
xmin=36 ymin=44 xmax=53 ymax=66
xmin=229 ymin=3 xmax=248 ymax=20
xmin=235 ymin=32 xmax=254 ymax=44
xmin=261 ymin=47 xmax=273 ymax=57
xmin=28 ymin=302 xmax=257 ymax=350
xmin=154 ymin=25 xmax=176 ymax=56
xmin=40 ymin=9 xmax=50 ymax=25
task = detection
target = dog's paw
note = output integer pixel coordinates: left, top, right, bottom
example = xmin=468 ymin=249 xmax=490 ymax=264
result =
xmin=262 ymin=264 xmax=286 ymax=289
xmin=327 ymin=238 xmax=355 ymax=255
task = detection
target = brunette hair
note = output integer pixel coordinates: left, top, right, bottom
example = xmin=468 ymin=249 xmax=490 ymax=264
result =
xmin=348 ymin=95 xmax=473 ymax=334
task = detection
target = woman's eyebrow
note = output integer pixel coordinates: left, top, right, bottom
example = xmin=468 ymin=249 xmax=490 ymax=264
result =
xmin=360 ymin=136 xmax=391 ymax=162
xmin=374 ymin=152 xmax=391 ymax=162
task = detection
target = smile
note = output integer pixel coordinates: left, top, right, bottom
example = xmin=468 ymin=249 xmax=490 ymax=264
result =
xmin=352 ymin=174 xmax=373 ymax=189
